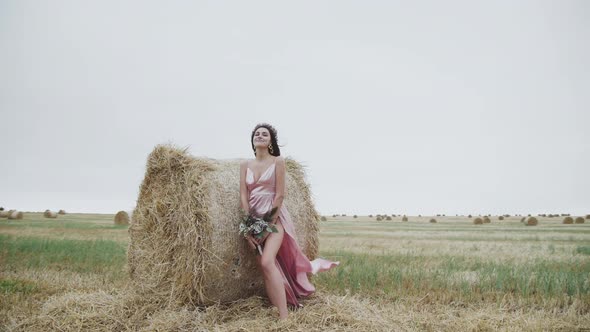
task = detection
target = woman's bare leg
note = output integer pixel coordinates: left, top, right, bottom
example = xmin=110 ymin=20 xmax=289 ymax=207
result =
xmin=258 ymin=222 xmax=288 ymax=319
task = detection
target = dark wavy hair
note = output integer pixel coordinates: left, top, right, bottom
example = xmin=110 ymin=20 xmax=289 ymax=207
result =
xmin=251 ymin=123 xmax=281 ymax=156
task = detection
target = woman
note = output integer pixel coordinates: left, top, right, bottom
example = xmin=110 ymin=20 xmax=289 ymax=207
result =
xmin=239 ymin=123 xmax=339 ymax=319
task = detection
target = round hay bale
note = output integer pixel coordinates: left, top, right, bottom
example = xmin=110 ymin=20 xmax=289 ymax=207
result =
xmin=353 ymin=215 xmax=357 ymax=218
xmin=483 ymin=216 xmax=491 ymax=223
xmin=585 ymin=214 xmax=590 ymax=219
xmin=8 ymin=211 xmax=23 ymax=220
xmin=127 ymin=145 xmax=320 ymax=306
xmin=473 ymin=217 xmax=483 ymax=225
xmin=429 ymin=218 xmax=436 ymax=223
xmin=320 ymin=216 xmax=327 ymax=221
xmin=0 ymin=211 xmax=9 ymax=218
xmin=44 ymin=210 xmax=58 ymax=218
xmin=498 ymin=216 xmax=504 ymax=220
xmin=563 ymin=217 xmax=574 ymax=224
xmin=376 ymin=216 xmax=383 ymax=221
xmin=575 ymin=217 xmax=585 ymax=224
xmin=385 ymin=216 xmax=392 ymax=221
xmin=526 ymin=217 xmax=538 ymax=226
xmin=468 ymin=214 xmax=472 ymax=218
xmin=114 ymin=211 xmax=130 ymax=225
xmin=58 ymin=209 xmax=66 ymax=215
xmin=402 ymin=215 xmax=408 ymax=222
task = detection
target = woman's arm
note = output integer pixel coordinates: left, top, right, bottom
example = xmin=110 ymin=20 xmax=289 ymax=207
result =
xmin=270 ymin=157 xmax=286 ymax=224
xmin=239 ymin=161 xmax=250 ymax=214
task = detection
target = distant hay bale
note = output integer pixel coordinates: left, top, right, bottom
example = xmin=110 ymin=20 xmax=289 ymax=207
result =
xmin=483 ymin=216 xmax=491 ymax=223
xmin=58 ymin=209 xmax=66 ymax=215
xmin=563 ymin=217 xmax=574 ymax=224
xmin=498 ymin=216 xmax=504 ymax=220
xmin=473 ymin=217 xmax=483 ymax=225
xmin=44 ymin=210 xmax=58 ymax=218
xmin=7 ymin=211 xmax=23 ymax=220
xmin=402 ymin=215 xmax=408 ymax=222
xmin=429 ymin=218 xmax=437 ymax=223
xmin=353 ymin=215 xmax=357 ymax=218
xmin=320 ymin=216 xmax=327 ymax=221
xmin=114 ymin=211 xmax=130 ymax=225
xmin=385 ymin=216 xmax=392 ymax=221
xmin=526 ymin=217 xmax=538 ymax=226
xmin=585 ymin=214 xmax=590 ymax=219
xmin=376 ymin=216 xmax=383 ymax=221
xmin=0 ymin=211 xmax=9 ymax=218
xmin=575 ymin=217 xmax=585 ymax=224
xmin=127 ymin=144 xmax=320 ymax=306
xmin=369 ymin=214 xmax=373 ymax=218
xmin=468 ymin=214 xmax=472 ymax=218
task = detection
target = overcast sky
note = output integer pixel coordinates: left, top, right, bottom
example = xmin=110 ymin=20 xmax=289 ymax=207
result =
xmin=1 ymin=1 xmax=588 ymax=216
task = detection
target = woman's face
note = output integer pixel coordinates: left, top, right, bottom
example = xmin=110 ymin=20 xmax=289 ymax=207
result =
xmin=253 ymin=127 xmax=271 ymax=149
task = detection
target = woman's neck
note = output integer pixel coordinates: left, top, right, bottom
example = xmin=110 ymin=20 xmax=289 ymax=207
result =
xmin=255 ymin=149 xmax=272 ymax=161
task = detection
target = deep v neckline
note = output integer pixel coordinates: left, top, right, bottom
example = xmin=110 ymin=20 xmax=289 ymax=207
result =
xmin=248 ymin=161 xmax=276 ymax=184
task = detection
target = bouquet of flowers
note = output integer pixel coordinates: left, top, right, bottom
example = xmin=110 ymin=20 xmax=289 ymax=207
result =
xmin=239 ymin=207 xmax=278 ymax=255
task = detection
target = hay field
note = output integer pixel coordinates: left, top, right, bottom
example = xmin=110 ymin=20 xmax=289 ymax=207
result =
xmin=1 ymin=213 xmax=589 ymax=331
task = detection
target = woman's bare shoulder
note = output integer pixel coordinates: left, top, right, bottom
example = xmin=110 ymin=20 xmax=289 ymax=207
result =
xmin=240 ymin=160 xmax=251 ymax=169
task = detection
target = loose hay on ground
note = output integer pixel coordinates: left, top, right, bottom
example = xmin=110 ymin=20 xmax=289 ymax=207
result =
xmin=13 ymin=289 xmax=590 ymax=332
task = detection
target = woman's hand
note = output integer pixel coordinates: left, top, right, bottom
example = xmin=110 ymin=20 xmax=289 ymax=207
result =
xmin=255 ymin=231 xmax=271 ymax=245
xmin=245 ymin=235 xmax=258 ymax=250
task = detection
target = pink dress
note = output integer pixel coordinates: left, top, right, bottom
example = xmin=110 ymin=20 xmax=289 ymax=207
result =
xmin=246 ymin=160 xmax=339 ymax=307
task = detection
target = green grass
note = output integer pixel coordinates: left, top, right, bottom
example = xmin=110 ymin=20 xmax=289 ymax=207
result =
xmin=0 ymin=279 xmax=38 ymax=295
xmin=315 ymin=250 xmax=590 ymax=301
xmin=0 ymin=234 xmax=127 ymax=276
xmin=576 ymin=246 xmax=590 ymax=255
xmin=0 ymin=220 xmax=126 ymax=230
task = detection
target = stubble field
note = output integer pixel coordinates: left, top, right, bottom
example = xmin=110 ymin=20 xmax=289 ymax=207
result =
xmin=1 ymin=213 xmax=589 ymax=331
